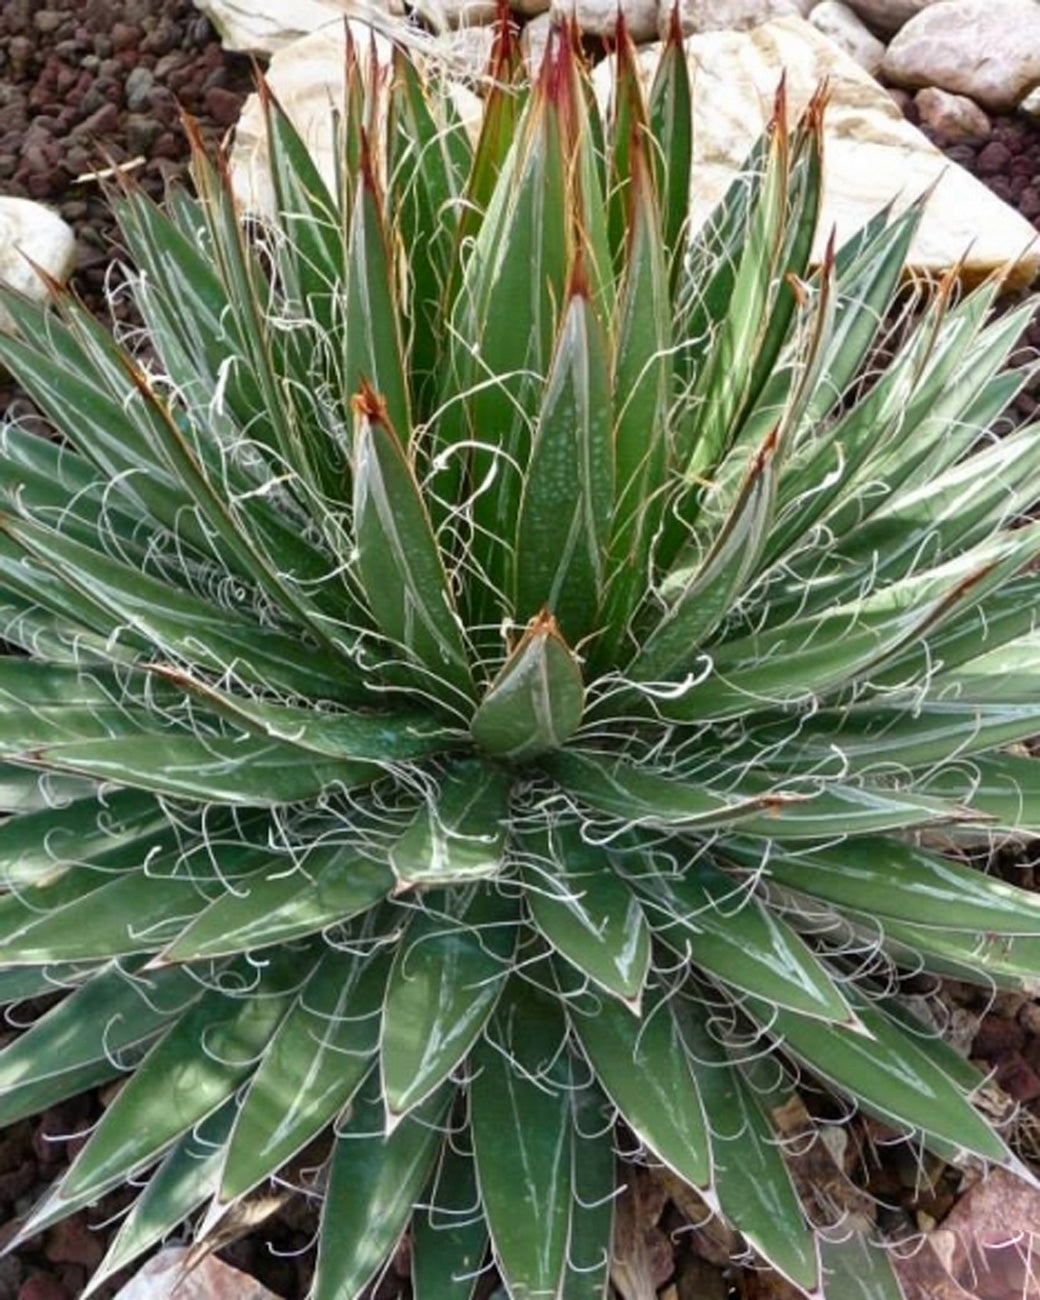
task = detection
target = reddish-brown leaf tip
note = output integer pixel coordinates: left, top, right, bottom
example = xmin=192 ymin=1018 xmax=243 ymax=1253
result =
xmin=352 ymin=380 xmax=390 ymax=424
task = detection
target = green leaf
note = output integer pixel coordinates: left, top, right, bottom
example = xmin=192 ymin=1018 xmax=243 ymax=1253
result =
xmin=568 ymin=979 xmax=711 ymax=1192
xmin=0 ymin=822 xmax=270 ymax=964
xmin=441 ymin=31 xmax=573 ymax=623
xmin=85 ymin=1102 xmax=236 ymax=1298
xmin=352 ymin=385 xmax=473 ymax=705
xmin=564 ymin=1080 xmax=616 ymax=1300
xmin=724 ymin=835 xmax=1040 ymax=935
xmin=54 ymin=951 xmax=298 ymax=1208
xmin=152 ymin=670 xmax=455 ymax=764
xmin=0 ymin=785 xmax=165 ymax=889
xmin=819 ymin=1232 xmax=907 ymax=1300
xmin=629 ymin=848 xmax=856 ymax=1024
xmin=595 ymin=125 xmax=671 ymax=671
xmin=548 ymin=751 xmax=792 ymax=832
xmin=389 ymin=759 xmax=511 ymax=889
xmin=647 ymin=5 xmax=692 ymax=289
xmin=315 ymin=1082 xmax=449 ymax=1300
xmin=156 ymin=835 xmax=394 ymax=962
xmin=412 ymin=1135 xmax=487 ymax=1300
xmin=877 ymin=917 xmax=1040 ymax=993
xmin=744 ymin=698 xmax=1040 ymax=775
xmin=915 ymin=752 xmax=1040 ymax=831
xmin=745 ymin=995 xmax=1013 ymax=1165
xmin=632 ymin=425 xmax=781 ymax=681
xmin=471 ymin=612 xmax=584 ymax=761
xmin=514 ymin=280 xmax=613 ymax=645
xmin=21 ymin=734 xmax=379 ymax=806
xmin=0 ymin=961 xmax=199 ymax=1092
xmin=0 ymin=763 xmax=96 ymax=813
xmin=344 ymin=147 xmax=412 ymax=445
xmin=653 ymin=526 xmax=1040 ymax=723
xmin=220 ymin=941 xmax=391 ymax=1202
xmin=471 ymin=992 xmax=573 ymax=1300
xmin=520 ymin=820 xmax=650 ymax=1007
xmin=382 ymin=886 xmax=517 ymax=1119
xmin=1 ymin=514 xmax=360 ymax=703
xmin=675 ymin=996 xmax=819 ymax=1293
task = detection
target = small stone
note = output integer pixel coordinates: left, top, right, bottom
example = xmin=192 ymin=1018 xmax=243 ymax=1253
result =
xmin=975 ymin=139 xmax=1012 ymax=174
xmin=0 ymin=1255 xmax=24 ymax=1300
xmin=995 ymin=1053 xmax=1040 ymax=1103
xmin=125 ymin=114 xmax=164 ymax=156
xmin=0 ymin=1161 xmax=36 ymax=1208
xmin=914 ymin=86 xmax=991 ymax=142
xmin=16 ymin=1278 xmax=70 ymax=1300
xmin=8 ymin=36 xmax=33 ymax=64
xmin=32 ymin=10 xmax=62 ymax=33
xmin=1020 ymin=1000 xmax=1040 ymax=1039
xmin=972 ymin=1014 xmax=1024 ymax=1058
xmin=204 ymin=85 xmax=244 ymax=128
xmin=124 ymin=66 xmax=155 ymax=112
xmin=111 ymin=23 xmax=140 ymax=50
xmin=44 ymin=1216 xmax=104 ymax=1272
xmin=71 ymin=102 xmax=119 ymax=138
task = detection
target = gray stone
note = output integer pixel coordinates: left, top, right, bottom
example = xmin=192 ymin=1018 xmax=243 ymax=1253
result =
xmin=124 ymin=66 xmax=155 ymax=112
xmin=883 ymin=0 xmax=1040 ymax=113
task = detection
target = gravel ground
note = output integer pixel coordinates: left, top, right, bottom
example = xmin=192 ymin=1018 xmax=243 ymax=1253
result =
xmin=2 ymin=3 xmax=1040 ymax=1298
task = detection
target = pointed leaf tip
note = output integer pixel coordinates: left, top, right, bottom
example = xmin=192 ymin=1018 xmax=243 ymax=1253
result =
xmin=470 ymin=611 xmax=584 ymax=761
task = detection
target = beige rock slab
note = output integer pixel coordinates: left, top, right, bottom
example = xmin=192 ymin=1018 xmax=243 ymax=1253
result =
xmin=112 ymin=1249 xmax=281 ymax=1300
xmin=229 ymin=22 xmax=484 ymax=216
xmin=596 ymin=17 xmax=1038 ymax=288
xmin=193 ymin=0 xmax=403 ymax=54
xmin=671 ymin=0 xmax=810 ymax=36
xmin=0 ymin=197 xmax=76 ymax=333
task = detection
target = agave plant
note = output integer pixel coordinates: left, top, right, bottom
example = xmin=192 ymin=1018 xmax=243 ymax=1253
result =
xmin=3 ymin=12 xmax=1040 ymax=1299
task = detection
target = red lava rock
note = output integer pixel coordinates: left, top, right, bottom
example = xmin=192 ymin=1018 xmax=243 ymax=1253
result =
xmin=971 ymin=1014 xmax=1026 ymax=1059
xmin=71 ymin=101 xmax=120 ymax=139
xmin=993 ymin=1051 xmax=1040 ymax=1103
xmin=203 ymin=85 xmax=244 ymax=128
xmin=0 ymin=1159 xmax=38 ymax=1208
xmin=43 ymin=1215 xmax=104 ymax=1272
xmin=16 ymin=1277 xmax=71 ymax=1300
xmin=110 ymin=22 xmax=141 ymax=50
xmin=975 ymin=140 xmax=1013 ymax=175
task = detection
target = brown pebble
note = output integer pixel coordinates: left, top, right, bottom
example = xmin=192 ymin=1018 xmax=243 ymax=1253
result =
xmin=994 ymin=1052 xmax=1040 ymax=1103
xmin=43 ymin=1216 xmax=104 ymax=1272
xmin=973 ymin=1014 xmax=1026 ymax=1059
xmin=203 ymin=86 xmax=244 ymax=129
xmin=17 ymin=1277 xmax=71 ymax=1300
xmin=110 ymin=23 xmax=140 ymax=51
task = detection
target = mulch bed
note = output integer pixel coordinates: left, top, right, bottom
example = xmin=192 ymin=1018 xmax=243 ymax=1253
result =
xmin=2 ymin=2 xmax=1040 ymax=1298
